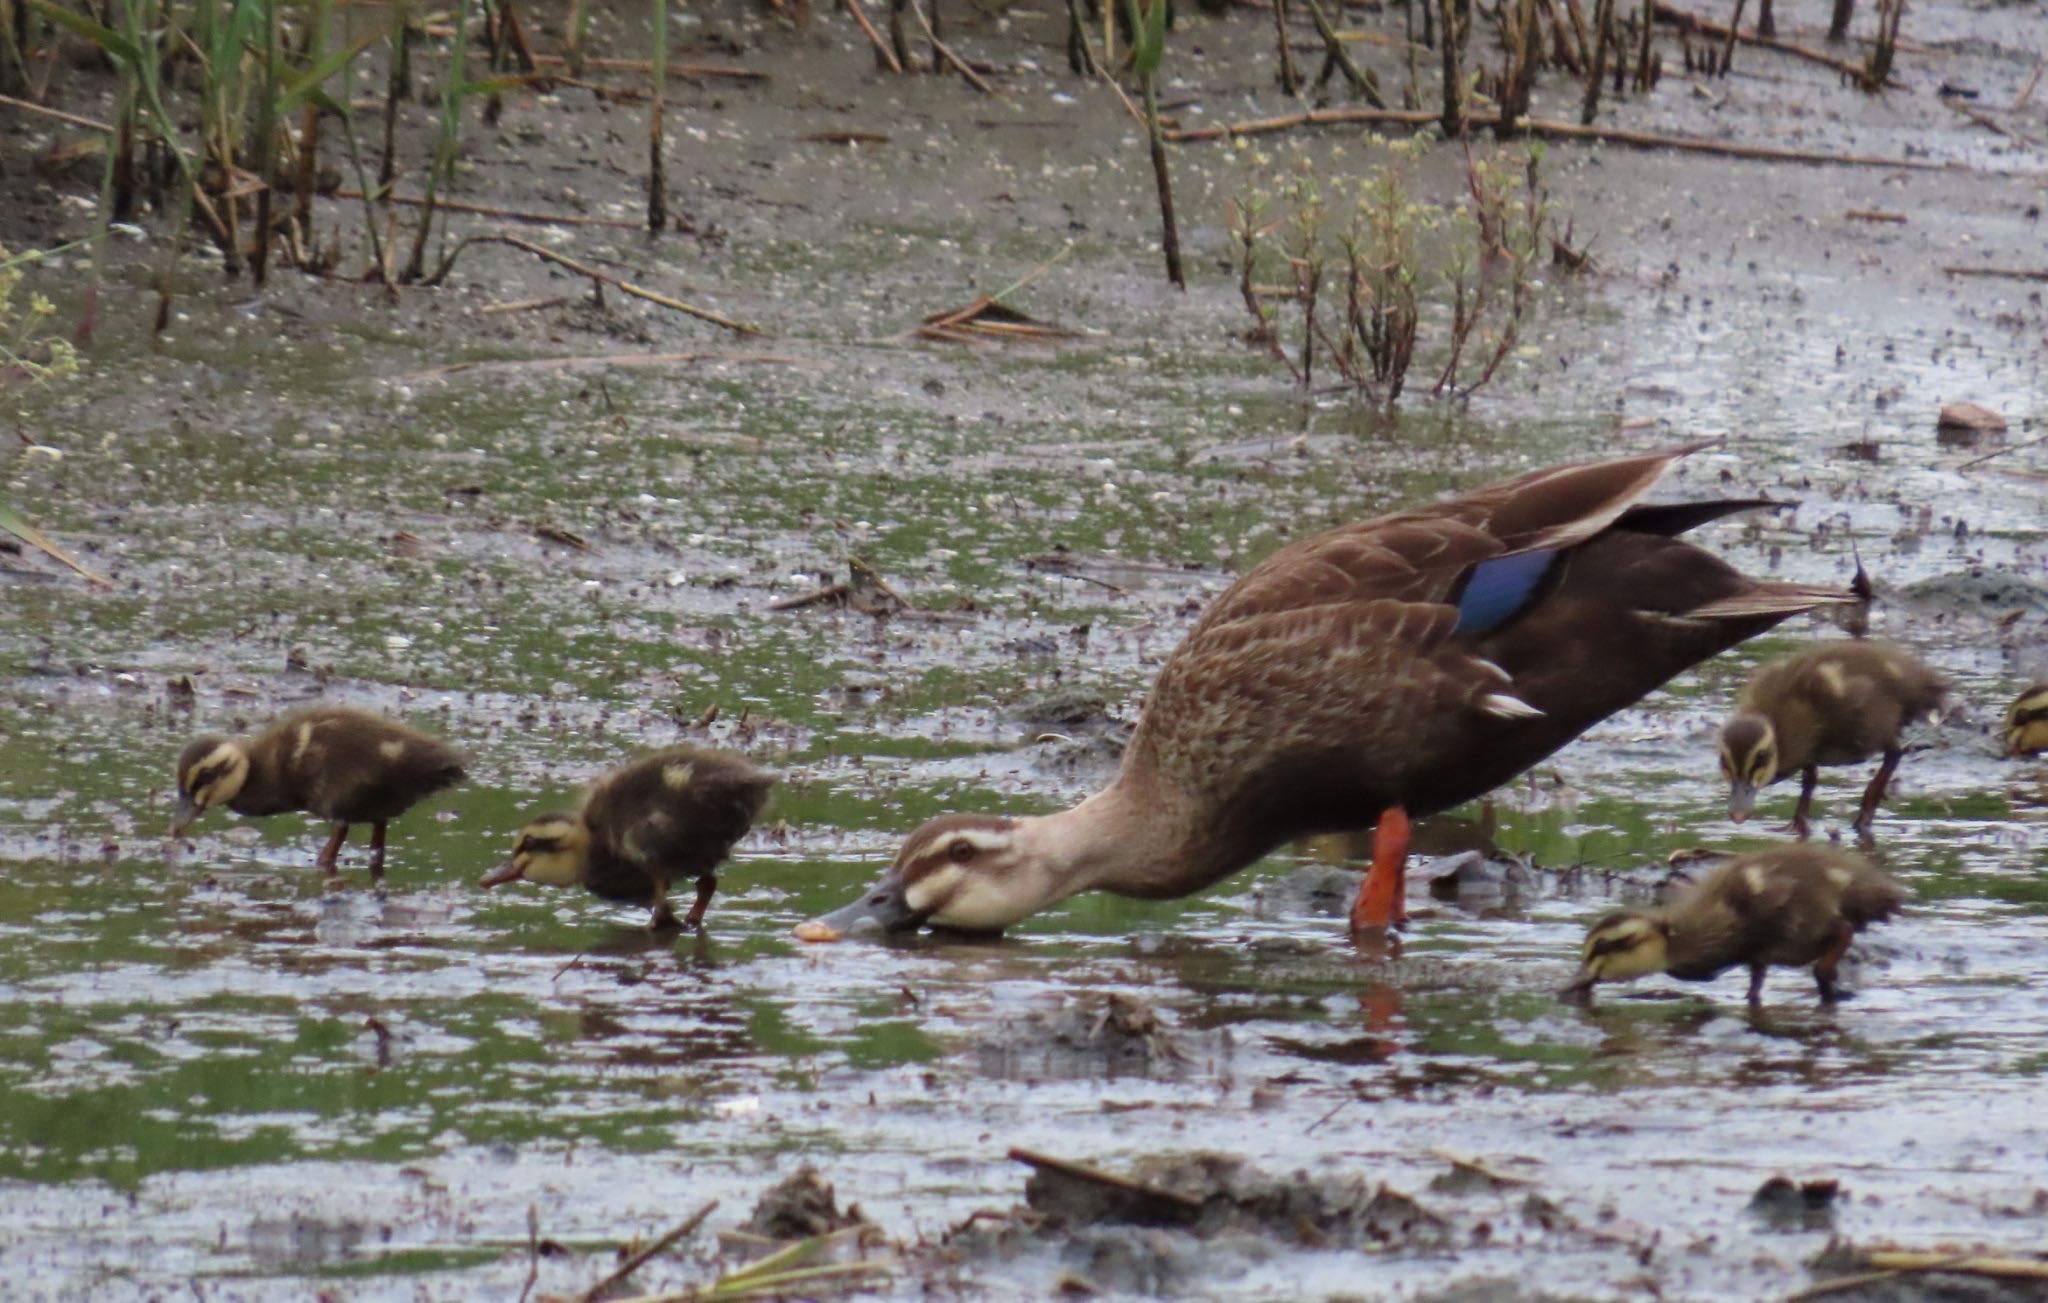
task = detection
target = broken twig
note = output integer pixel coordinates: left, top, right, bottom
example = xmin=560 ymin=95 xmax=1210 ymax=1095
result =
xmin=427 ymin=234 xmax=761 ymax=335
xmin=334 ymin=188 xmax=641 ymax=229
xmin=575 ymin=1201 xmax=718 ymax=1303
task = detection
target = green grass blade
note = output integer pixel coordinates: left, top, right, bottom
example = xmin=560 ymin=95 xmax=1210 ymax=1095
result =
xmin=23 ymin=0 xmax=141 ymax=67
xmin=0 ymin=502 xmax=111 ymax=587
xmin=277 ymin=28 xmax=381 ymax=111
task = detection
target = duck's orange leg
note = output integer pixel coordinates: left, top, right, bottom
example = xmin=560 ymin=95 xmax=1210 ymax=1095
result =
xmin=1349 ymin=805 xmax=1411 ymax=933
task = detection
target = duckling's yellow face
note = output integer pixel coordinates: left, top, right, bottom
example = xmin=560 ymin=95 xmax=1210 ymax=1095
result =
xmin=478 ymin=814 xmax=590 ymax=890
xmin=171 ymin=736 xmax=250 ymax=835
xmin=2006 ymin=687 xmax=2048 ymax=757
xmin=1717 ymin=713 xmax=1779 ymax=822
xmin=1561 ymin=910 xmax=1671 ymax=997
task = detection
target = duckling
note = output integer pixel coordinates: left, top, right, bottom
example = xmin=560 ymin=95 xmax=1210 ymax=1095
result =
xmin=2006 ymin=682 xmax=2048 ymax=757
xmin=479 ymin=745 xmax=774 ymax=930
xmin=1717 ymin=640 xmax=1948 ymax=840
xmin=171 ymin=706 xmax=468 ymax=876
xmin=1561 ymin=845 xmax=1906 ymax=1007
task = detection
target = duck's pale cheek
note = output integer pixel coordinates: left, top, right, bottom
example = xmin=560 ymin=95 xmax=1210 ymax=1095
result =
xmin=928 ymin=874 xmax=1034 ymax=932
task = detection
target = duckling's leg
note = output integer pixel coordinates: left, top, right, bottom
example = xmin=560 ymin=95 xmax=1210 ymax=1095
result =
xmin=1746 ymin=964 xmax=1768 ymax=1007
xmin=682 ymin=873 xmax=716 ymax=930
xmin=368 ymin=822 xmax=388 ymax=878
xmin=1782 ymin=766 xmax=1818 ymax=840
xmin=1851 ymin=747 xmax=1903 ymax=838
xmin=648 ymin=881 xmax=683 ymax=931
xmin=1812 ymin=920 xmax=1855 ymax=1003
xmin=1349 ymin=805 xmax=1411 ymax=933
xmin=316 ymin=823 xmax=349 ymax=874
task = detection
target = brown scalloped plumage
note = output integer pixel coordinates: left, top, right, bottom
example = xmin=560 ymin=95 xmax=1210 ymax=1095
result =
xmin=804 ymin=444 xmax=1859 ymax=943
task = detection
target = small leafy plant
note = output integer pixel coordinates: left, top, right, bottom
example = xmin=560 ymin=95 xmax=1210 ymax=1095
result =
xmin=1228 ymin=138 xmax=1568 ymax=405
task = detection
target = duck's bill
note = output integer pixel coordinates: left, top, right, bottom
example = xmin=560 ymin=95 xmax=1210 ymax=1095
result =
xmin=1726 ymin=781 xmax=1757 ymax=823
xmin=1558 ymin=967 xmax=1598 ymax=1002
xmin=168 ymin=794 xmax=202 ymax=838
xmin=796 ymin=877 xmax=928 ymax=942
xmin=477 ymin=859 xmax=524 ymax=888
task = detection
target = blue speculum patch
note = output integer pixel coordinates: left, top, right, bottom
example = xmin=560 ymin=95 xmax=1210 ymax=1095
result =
xmin=1452 ymin=548 xmax=1558 ymax=636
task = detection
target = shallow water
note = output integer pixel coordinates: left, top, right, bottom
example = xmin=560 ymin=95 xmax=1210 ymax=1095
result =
xmin=5 ymin=0 xmax=2048 ymax=1296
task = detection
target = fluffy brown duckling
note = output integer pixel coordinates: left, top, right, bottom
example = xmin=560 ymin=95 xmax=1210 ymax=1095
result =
xmin=2006 ymin=682 xmax=2048 ymax=757
xmin=1562 ymin=845 xmax=1906 ymax=1007
xmin=171 ymin=706 xmax=468 ymax=876
xmin=479 ymin=745 xmax=773 ymax=930
xmin=1717 ymin=640 xmax=1948 ymax=840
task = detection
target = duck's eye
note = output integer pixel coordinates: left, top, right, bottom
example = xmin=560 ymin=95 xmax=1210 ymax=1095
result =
xmin=947 ymin=839 xmax=977 ymax=864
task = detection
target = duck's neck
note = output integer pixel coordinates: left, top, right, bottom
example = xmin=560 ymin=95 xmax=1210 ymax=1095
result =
xmin=1010 ymin=776 xmax=1252 ymax=910
xmin=1660 ymin=901 xmax=1741 ymax=978
xmin=229 ymin=736 xmax=299 ymax=816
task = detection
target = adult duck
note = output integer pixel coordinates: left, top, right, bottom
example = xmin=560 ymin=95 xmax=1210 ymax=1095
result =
xmin=800 ymin=443 xmax=1855 ymax=942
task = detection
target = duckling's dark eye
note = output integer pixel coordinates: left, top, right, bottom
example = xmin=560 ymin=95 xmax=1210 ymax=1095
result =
xmin=948 ymin=839 xmax=977 ymax=863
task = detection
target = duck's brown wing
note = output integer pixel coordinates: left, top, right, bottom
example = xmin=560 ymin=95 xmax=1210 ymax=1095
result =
xmin=1127 ymin=446 xmax=1852 ymax=849
xmin=580 ymin=748 xmax=774 ymax=901
xmin=1195 ymin=445 xmax=1704 ymax=631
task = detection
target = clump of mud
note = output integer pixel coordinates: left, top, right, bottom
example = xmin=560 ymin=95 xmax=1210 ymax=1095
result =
xmin=940 ymin=1152 xmax=1452 ymax=1297
xmin=972 ymin=992 xmax=1210 ymax=1081
xmin=1892 ymin=570 xmax=2048 ymax=623
xmin=1747 ymin=1175 xmax=1840 ymax=1232
xmin=742 ymin=1166 xmax=871 ymax=1241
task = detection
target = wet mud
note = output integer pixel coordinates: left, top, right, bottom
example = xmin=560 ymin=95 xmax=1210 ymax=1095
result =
xmin=4 ymin=0 xmax=2048 ymax=1296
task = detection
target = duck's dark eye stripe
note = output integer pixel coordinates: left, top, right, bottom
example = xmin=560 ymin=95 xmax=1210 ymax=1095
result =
xmin=1590 ymin=934 xmax=1638 ymax=958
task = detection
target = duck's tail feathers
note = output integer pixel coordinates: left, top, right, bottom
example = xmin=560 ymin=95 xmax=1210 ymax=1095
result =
xmin=1690 ymin=582 xmax=1861 ymax=620
xmin=1615 ymin=498 xmax=1794 ymax=537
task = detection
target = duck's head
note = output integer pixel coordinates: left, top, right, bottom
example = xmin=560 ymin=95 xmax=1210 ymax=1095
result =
xmin=803 ymin=814 xmax=1037 ymax=938
xmin=479 ymin=813 xmax=591 ymax=889
xmin=1560 ymin=909 xmax=1671 ymax=999
xmin=171 ymin=735 xmax=250 ymax=836
xmin=1717 ymin=712 xmax=1779 ymax=822
xmin=2005 ymin=684 xmax=2048 ymax=757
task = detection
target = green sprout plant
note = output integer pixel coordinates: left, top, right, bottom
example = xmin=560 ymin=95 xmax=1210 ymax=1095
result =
xmin=1229 ymin=139 xmax=1564 ymax=405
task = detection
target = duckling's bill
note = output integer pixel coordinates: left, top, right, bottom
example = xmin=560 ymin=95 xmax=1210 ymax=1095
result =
xmin=1726 ymin=780 xmax=1757 ymax=823
xmin=477 ymin=859 xmax=525 ymax=888
xmin=169 ymin=793 xmax=204 ymax=838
